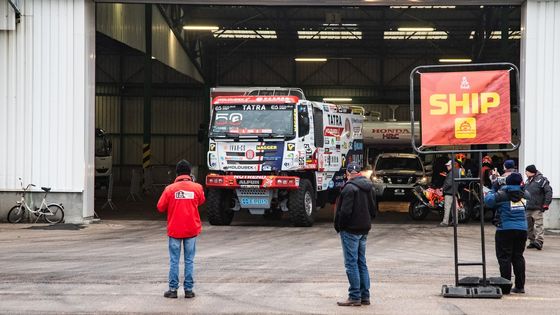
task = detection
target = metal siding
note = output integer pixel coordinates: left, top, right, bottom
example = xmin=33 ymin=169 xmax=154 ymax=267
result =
xmin=151 ymin=7 xmax=204 ymax=83
xmin=521 ymin=0 xmax=560 ymax=198
xmin=96 ymin=3 xmax=145 ymax=53
xmin=0 ymin=0 xmax=93 ymax=192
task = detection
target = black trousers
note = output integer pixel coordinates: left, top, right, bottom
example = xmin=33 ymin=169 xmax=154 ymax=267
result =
xmin=495 ymin=230 xmax=527 ymax=289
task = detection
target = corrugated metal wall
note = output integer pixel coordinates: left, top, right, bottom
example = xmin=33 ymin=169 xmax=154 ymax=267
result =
xmin=95 ymin=52 xmax=207 ymax=184
xmin=0 ymin=0 xmax=95 ymax=193
xmin=521 ymin=0 xmax=560 ymax=196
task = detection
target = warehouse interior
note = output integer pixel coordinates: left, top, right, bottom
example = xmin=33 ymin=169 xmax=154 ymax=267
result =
xmin=94 ymin=3 xmax=521 ymax=221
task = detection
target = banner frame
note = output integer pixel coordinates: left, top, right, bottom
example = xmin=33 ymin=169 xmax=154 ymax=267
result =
xmin=409 ymin=62 xmax=521 ymax=155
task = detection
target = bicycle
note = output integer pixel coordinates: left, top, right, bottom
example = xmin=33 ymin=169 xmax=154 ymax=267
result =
xmin=7 ymin=178 xmax=65 ymax=224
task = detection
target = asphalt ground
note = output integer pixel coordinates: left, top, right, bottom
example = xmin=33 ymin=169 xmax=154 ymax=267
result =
xmin=1 ymin=199 xmax=559 ymax=315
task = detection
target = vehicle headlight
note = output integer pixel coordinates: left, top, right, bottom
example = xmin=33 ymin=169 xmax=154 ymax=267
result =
xmin=371 ymin=176 xmax=383 ymax=184
xmin=418 ymin=176 xmax=428 ymax=184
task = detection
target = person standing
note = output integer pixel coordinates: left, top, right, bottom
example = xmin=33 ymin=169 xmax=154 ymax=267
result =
xmin=485 ymin=173 xmax=530 ymax=294
xmin=334 ymin=162 xmax=377 ymax=307
xmin=524 ymin=165 xmax=553 ymax=250
xmin=157 ymin=160 xmax=206 ymax=298
xmin=440 ymin=160 xmax=460 ymax=227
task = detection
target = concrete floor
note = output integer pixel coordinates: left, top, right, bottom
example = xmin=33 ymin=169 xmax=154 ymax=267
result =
xmin=1 ymin=204 xmax=560 ymax=314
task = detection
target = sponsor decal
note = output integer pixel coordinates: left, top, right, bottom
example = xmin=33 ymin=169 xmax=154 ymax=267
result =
xmin=256 ymin=145 xmax=278 ymax=150
xmin=237 ymin=179 xmax=262 ymax=186
xmin=420 ymin=70 xmax=511 ymax=145
xmin=225 ymin=165 xmax=257 ymax=170
xmin=287 ymin=143 xmax=296 ymax=151
xmin=209 ymin=143 xmax=216 ymax=151
xmin=229 ymin=144 xmax=246 ymax=152
xmin=175 ymin=190 xmax=194 ymax=200
xmin=327 ymin=114 xmax=343 ymax=126
xmin=324 ymin=127 xmax=344 ymax=137
xmin=234 ymin=175 xmax=267 ymax=179
xmin=263 ymin=177 xmax=274 ymax=188
xmin=353 ymin=141 xmax=363 ymax=151
xmin=246 ymin=150 xmax=255 ymax=159
xmin=242 ymin=104 xmax=266 ymax=110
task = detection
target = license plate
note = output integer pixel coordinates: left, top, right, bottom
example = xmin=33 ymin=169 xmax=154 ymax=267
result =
xmin=239 ymin=197 xmax=270 ymax=208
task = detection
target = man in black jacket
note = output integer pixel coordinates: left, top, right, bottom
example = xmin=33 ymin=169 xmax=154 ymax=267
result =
xmin=524 ymin=165 xmax=553 ymax=250
xmin=334 ymin=162 xmax=377 ymax=307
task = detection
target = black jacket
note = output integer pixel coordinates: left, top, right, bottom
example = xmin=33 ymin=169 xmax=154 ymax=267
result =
xmin=334 ymin=176 xmax=377 ymax=235
xmin=524 ymin=172 xmax=553 ymax=210
xmin=443 ymin=168 xmax=461 ymax=196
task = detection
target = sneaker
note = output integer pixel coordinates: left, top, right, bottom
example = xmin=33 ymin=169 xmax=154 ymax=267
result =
xmin=438 ymin=222 xmax=449 ymax=227
xmin=337 ymin=299 xmax=361 ymax=306
xmin=185 ymin=290 xmax=195 ymax=298
xmin=164 ymin=290 xmax=178 ymax=298
xmin=534 ymin=243 xmax=543 ymax=250
xmin=527 ymin=243 xmax=536 ymax=249
xmin=361 ymin=299 xmax=371 ymax=305
xmin=511 ymin=287 xmax=525 ymax=294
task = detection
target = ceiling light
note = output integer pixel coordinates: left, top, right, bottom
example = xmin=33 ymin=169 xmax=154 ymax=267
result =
xmin=398 ymin=27 xmax=435 ymax=32
xmin=295 ymin=58 xmax=327 ymax=62
xmin=183 ymin=25 xmax=219 ymax=31
xmin=323 ymin=98 xmax=352 ymax=102
xmin=439 ymin=58 xmax=472 ymax=63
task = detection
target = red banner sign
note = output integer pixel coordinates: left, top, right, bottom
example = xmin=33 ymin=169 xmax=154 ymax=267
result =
xmin=420 ymin=70 xmax=511 ymax=146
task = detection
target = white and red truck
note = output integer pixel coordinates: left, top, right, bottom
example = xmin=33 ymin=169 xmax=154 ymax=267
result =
xmin=205 ymin=88 xmax=365 ymax=226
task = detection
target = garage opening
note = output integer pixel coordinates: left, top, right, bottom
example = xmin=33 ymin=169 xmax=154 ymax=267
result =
xmin=94 ymin=3 xmax=521 ymax=224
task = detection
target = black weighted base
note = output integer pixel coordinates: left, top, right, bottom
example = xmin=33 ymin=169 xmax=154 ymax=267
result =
xmin=457 ymin=276 xmax=512 ymax=294
xmin=442 ymin=285 xmax=503 ymax=299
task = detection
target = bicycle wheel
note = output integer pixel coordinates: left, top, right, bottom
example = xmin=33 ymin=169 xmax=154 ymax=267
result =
xmin=7 ymin=205 xmax=25 ymax=223
xmin=43 ymin=204 xmax=64 ymax=224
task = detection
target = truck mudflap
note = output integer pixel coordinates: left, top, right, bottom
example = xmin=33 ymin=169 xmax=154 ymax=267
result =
xmin=206 ymin=174 xmax=300 ymax=190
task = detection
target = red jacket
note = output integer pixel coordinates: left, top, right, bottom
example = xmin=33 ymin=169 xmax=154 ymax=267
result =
xmin=157 ymin=175 xmax=206 ymax=238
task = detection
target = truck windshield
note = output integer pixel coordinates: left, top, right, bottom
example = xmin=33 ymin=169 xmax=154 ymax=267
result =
xmin=209 ymin=104 xmax=295 ymax=137
xmin=376 ymin=157 xmax=422 ymax=171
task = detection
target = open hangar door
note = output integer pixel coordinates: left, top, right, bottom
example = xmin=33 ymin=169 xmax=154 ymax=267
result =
xmin=94 ymin=2 xmax=521 ymax=222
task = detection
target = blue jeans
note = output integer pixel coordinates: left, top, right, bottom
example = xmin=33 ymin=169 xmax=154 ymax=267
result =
xmin=168 ymin=236 xmax=197 ymax=291
xmin=340 ymin=231 xmax=370 ymax=301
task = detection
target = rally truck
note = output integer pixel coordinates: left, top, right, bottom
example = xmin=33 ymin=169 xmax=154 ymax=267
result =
xmin=205 ymin=89 xmax=364 ymax=227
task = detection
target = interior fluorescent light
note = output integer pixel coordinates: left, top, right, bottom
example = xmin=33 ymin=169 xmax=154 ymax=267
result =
xmin=183 ymin=25 xmax=219 ymax=31
xmin=323 ymin=98 xmax=352 ymax=102
xmin=398 ymin=27 xmax=435 ymax=32
xmin=295 ymin=58 xmax=327 ymax=62
xmin=439 ymin=58 xmax=472 ymax=63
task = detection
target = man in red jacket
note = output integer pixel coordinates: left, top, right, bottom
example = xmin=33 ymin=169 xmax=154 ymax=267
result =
xmin=157 ymin=160 xmax=205 ymax=299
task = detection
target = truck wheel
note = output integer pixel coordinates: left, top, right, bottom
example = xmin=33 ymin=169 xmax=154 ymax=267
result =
xmin=409 ymin=200 xmax=429 ymax=220
xmin=288 ymin=179 xmax=315 ymax=227
xmin=207 ymin=189 xmax=234 ymax=226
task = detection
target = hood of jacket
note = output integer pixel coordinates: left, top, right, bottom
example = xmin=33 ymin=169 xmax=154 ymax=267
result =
xmin=502 ymin=185 xmax=525 ymax=202
xmin=347 ymin=176 xmax=373 ymax=192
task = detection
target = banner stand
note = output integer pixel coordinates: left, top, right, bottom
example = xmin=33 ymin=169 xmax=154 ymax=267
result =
xmin=409 ymin=63 xmax=521 ymax=299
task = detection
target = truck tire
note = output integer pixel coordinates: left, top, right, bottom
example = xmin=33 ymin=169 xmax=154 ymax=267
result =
xmin=207 ymin=189 xmax=234 ymax=226
xmin=288 ymin=179 xmax=315 ymax=227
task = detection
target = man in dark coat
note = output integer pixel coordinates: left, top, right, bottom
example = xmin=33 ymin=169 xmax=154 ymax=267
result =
xmin=524 ymin=165 xmax=553 ymax=250
xmin=334 ymin=162 xmax=377 ymax=307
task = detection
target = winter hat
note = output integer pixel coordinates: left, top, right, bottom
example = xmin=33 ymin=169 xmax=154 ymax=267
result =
xmin=506 ymin=172 xmax=523 ymax=185
xmin=176 ymin=159 xmax=192 ymax=175
xmin=525 ymin=164 xmax=537 ymax=174
xmin=445 ymin=160 xmax=452 ymax=166
xmin=346 ymin=162 xmax=361 ymax=174
xmin=504 ymin=160 xmax=515 ymax=169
